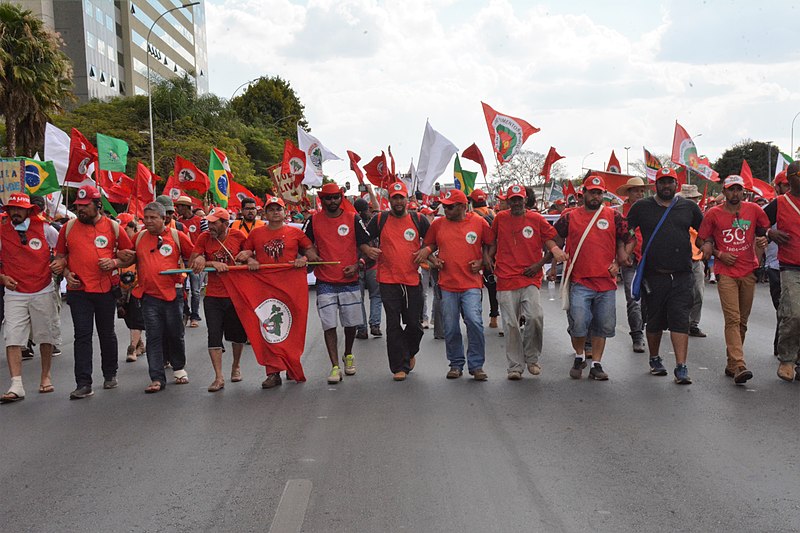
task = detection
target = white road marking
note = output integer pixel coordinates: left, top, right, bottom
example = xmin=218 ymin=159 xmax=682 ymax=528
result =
xmin=268 ymin=479 xmax=312 ymax=533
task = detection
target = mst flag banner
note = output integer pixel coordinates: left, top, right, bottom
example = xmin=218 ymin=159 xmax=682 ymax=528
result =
xmin=173 ymin=155 xmax=209 ymax=193
xmin=281 ymin=139 xmax=306 ymax=182
xmin=364 ymin=151 xmax=390 ymax=187
xmin=209 ymin=148 xmax=231 ymax=208
xmin=672 ymin=122 xmax=719 ymax=181
xmin=221 ymin=266 xmax=308 ymax=382
xmin=346 ymin=150 xmax=365 ymax=184
xmin=740 ymin=159 xmax=776 ymax=200
xmin=643 ymin=147 xmax=662 ymax=182
xmin=228 ymin=180 xmax=262 ymax=211
xmin=606 ymin=150 xmax=621 ymax=173
xmin=297 ymin=127 xmax=341 ymax=187
xmin=96 ymin=133 xmax=129 ymax=172
xmin=97 ymin=170 xmax=134 ymax=203
xmin=65 ymin=128 xmax=98 ymax=186
xmin=481 ymin=102 xmax=540 ymax=164
xmin=129 ymin=162 xmax=156 ymax=217
xmin=540 ymin=146 xmax=564 ymax=183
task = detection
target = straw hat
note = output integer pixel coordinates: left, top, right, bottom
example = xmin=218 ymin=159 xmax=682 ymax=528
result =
xmin=615 ymin=177 xmax=652 ymax=197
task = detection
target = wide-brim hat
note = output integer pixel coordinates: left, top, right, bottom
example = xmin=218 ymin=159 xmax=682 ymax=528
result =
xmin=677 ymin=184 xmax=702 ymax=198
xmin=615 ymin=177 xmax=653 ymax=196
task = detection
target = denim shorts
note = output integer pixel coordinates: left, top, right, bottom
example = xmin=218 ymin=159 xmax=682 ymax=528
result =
xmin=567 ymin=282 xmax=616 ymax=338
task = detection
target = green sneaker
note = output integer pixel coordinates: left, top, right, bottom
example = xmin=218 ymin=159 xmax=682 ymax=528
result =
xmin=328 ymin=365 xmax=343 ymax=384
xmin=343 ymin=354 xmax=356 ymax=376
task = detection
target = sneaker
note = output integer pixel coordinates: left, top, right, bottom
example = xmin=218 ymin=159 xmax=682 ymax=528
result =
xmin=632 ymin=339 xmax=646 ymax=353
xmin=261 ymin=373 xmax=282 ymax=389
xmin=370 ymin=326 xmax=382 ymax=337
xmin=69 ymin=385 xmax=94 ymax=400
xmin=489 ymin=317 xmax=498 ymax=328
xmin=52 ymin=347 xmax=62 ymax=357
xmin=649 ymin=356 xmax=668 ymax=376
xmin=343 ymin=354 xmax=356 ymax=375
xmin=507 ymin=371 xmax=522 ymax=381
xmin=588 ymin=363 xmax=609 ymax=381
xmin=733 ymin=367 xmax=753 ymax=385
xmin=21 ymin=347 xmax=34 ymax=359
xmin=674 ymin=364 xmax=692 ymax=385
xmin=393 ymin=371 xmax=407 ymax=381
xmin=355 ymin=329 xmax=368 ymax=340
xmin=688 ymin=327 xmax=707 ymax=338
xmin=777 ymin=362 xmax=794 ymax=382
xmin=470 ymin=368 xmax=488 ymax=381
xmin=569 ymin=357 xmax=586 ymax=379
xmin=724 ymin=367 xmax=735 ymax=378
xmin=527 ymin=363 xmax=541 ymax=376
xmin=126 ymin=345 xmax=137 ymax=362
xmin=103 ymin=377 xmax=118 ymax=389
xmin=327 ymin=366 xmax=343 ymax=384
xmin=421 ymin=320 xmax=430 ymax=329
xmin=446 ymin=367 xmax=462 ymax=379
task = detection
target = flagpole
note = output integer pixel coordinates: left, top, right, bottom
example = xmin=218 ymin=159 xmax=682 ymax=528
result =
xmin=159 ymin=262 xmax=340 ymax=275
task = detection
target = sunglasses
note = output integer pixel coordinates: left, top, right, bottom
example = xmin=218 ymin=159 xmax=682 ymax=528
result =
xmin=322 ymin=194 xmax=342 ymax=200
xmin=443 ymin=204 xmax=459 ymax=210
xmin=150 ymin=235 xmax=164 ymax=253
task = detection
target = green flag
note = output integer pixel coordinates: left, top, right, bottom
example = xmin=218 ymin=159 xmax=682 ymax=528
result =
xmin=97 ymin=133 xmax=129 ymax=172
xmin=22 ymin=158 xmax=61 ymax=196
xmin=100 ymin=193 xmax=118 ymax=216
xmin=453 ymin=155 xmax=477 ymax=195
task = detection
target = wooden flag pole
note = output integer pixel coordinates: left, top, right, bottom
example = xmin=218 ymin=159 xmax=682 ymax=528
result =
xmin=159 ymin=261 xmax=340 ymax=275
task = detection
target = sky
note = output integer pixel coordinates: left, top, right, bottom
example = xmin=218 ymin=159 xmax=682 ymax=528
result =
xmin=205 ymin=0 xmax=800 ymax=187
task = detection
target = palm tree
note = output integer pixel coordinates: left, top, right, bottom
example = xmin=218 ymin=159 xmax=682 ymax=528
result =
xmin=0 ymin=4 xmax=73 ymax=157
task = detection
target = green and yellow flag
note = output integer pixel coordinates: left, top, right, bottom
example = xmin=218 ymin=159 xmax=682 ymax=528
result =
xmin=96 ymin=133 xmax=129 ymax=172
xmin=453 ymin=155 xmax=477 ymax=195
xmin=22 ymin=158 xmax=60 ymax=196
xmin=208 ymin=148 xmax=231 ymax=208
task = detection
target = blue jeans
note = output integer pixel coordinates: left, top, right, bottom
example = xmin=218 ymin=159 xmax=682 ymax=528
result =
xmin=183 ymin=272 xmax=201 ymax=321
xmin=67 ymin=290 xmax=118 ymax=387
xmin=441 ymin=288 xmax=485 ymax=371
xmin=142 ymin=290 xmax=186 ymax=385
xmin=567 ymin=283 xmax=616 ymax=338
xmin=358 ymin=268 xmax=382 ymax=331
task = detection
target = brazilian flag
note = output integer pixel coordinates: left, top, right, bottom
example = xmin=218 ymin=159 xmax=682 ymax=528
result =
xmin=23 ymin=158 xmax=60 ymax=196
xmin=453 ymin=155 xmax=477 ymax=195
xmin=208 ymin=148 xmax=230 ymax=208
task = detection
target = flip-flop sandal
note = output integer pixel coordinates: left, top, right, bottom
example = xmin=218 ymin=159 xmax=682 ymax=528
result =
xmin=39 ymin=384 xmax=54 ymax=394
xmin=207 ymin=380 xmax=224 ymax=392
xmin=144 ymin=383 xmax=164 ymax=394
xmin=1 ymin=392 xmax=25 ymax=403
xmin=174 ymin=376 xmax=189 ymax=385
xmin=231 ymin=370 xmax=242 ymax=382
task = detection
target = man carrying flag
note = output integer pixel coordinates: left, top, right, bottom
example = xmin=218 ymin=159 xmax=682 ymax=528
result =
xmin=235 ymin=196 xmax=320 ymax=388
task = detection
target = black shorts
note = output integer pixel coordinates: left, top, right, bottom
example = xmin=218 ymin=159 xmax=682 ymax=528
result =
xmin=203 ymin=296 xmax=247 ymax=348
xmin=123 ymin=296 xmax=145 ymax=331
xmin=643 ymin=271 xmax=692 ymax=334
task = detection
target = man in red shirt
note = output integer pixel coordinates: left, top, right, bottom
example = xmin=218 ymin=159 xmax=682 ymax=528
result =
xmin=126 ymin=202 xmax=194 ymax=393
xmin=236 ymin=196 xmax=319 ymax=388
xmin=175 ymin=195 xmax=204 ymax=327
xmin=362 ymin=182 xmax=431 ymax=381
xmin=189 ymin=207 xmax=248 ymax=392
xmin=0 ymin=194 xmax=61 ymax=403
xmin=698 ymin=175 xmax=769 ymax=384
xmin=488 ymin=185 xmax=566 ymax=380
xmin=303 ymin=184 xmax=370 ymax=383
xmin=469 ymin=189 xmax=499 ymax=329
xmin=51 ymin=185 xmax=134 ymax=400
xmin=417 ymin=189 xmax=492 ymax=380
xmin=554 ymin=175 xmax=630 ymax=381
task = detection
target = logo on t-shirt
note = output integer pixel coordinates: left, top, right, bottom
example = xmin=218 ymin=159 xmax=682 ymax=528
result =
xmin=189 ymin=225 xmax=197 ymax=233
xmin=94 ymin=235 xmax=109 ymax=248
xmin=404 ymin=228 xmax=417 ymax=241
xmin=522 ymin=226 xmax=534 ymax=239
xmin=28 ymin=238 xmax=42 ymax=250
xmin=256 ymin=298 xmax=292 ymax=344
xmin=337 ymin=224 xmax=350 ymax=236
xmin=159 ymin=244 xmax=173 ymax=257
xmin=465 ymin=231 xmax=478 ymax=244
xmin=596 ymin=219 xmax=609 ymax=230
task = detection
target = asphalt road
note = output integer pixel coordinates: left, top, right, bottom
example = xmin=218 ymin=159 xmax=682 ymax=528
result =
xmin=1 ymin=279 xmax=798 ymax=532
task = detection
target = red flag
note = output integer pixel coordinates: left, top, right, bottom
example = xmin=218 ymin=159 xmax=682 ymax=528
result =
xmin=740 ymin=159 xmax=775 ymax=199
xmin=173 ymin=156 xmax=209 ymax=193
xmin=671 ymin=122 xmax=719 ymax=181
xmin=97 ymin=170 xmax=133 ymax=203
xmin=228 ymin=180 xmax=262 ymax=211
xmin=281 ymin=139 xmax=306 ymax=185
xmin=481 ymin=102 xmax=540 ymax=164
xmin=220 ymin=267 xmax=308 ymax=382
xmin=562 ymin=181 xmax=578 ymax=203
xmin=347 ymin=150 xmax=365 ymax=184
xmin=341 ymin=196 xmax=358 ymax=215
xmin=65 ymin=128 xmax=98 ymax=185
xmin=698 ymin=183 xmax=709 ymax=210
xmin=162 ymin=174 xmax=184 ymax=202
xmin=540 ymin=147 xmax=565 ymax=183
xmin=364 ymin=152 xmax=390 ymax=187
xmin=606 ymin=150 xmax=621 ymax=173
xmin=462 ymin=143 xmax=488 ymax=177
xmin=674 ymin=166 xmax=689 ymax=188
xmin=129 ymin=162 xmax=156 ymax=218
xmin=388 ymin=145 xmax=396 ymax=177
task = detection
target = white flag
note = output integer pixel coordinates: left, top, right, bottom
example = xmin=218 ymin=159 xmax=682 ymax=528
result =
xmin=44 ymin=123 xmax=70 ymax=184
xmin=776 ymin=151 xmax=793 ymax=178
xmin=297 ymin=126 xmax=341 ymax=187
xmin=416 ymin=120 xmax=458 ymax=195
xmin=399 ymin=160 xmax=415 ymax=193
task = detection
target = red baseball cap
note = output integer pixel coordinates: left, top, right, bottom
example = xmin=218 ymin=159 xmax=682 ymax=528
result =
xmin=205 ymin=206 xmax=230 ymax=222
xmin=264 ymin=195 xmax=285 ymax=207
xmin=656 ymin=167 xmax=678 ymax=181
xmin=387 ymin=181 xmax=408 ymax=197
xmin=74 ymin=185 xmax=101 ymax=205
xmin=469 ymin=189 xmax=487 ymax=202
xmin=583 ymin=174 xmax=607 ymax=192
xmin=440 ymin=189 xmax=468 ymax=205
xmin=1 ymin=192 xmax=40 ymax=214
xmin=506 ymin=184 xmax=526 ymax=199
xmin=319 ymin=183 xmax=343 ymax=196
xmin=774 ymin=170 xmax=788 ymax=185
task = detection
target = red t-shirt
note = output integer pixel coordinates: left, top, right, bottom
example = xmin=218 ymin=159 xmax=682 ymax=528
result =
xmin=192 ymin=229 xmax=247 ymax=298
xmin=132 ymin=228 xmax=194 ymax=301
xmin=309 ymin=212 xmax=360 ymax=284
xmin=375 ymin=213 xmax=423 ymax=286
xmin=491 ymin=209 xmax=557 ymax=291
xmin=424 ymin=213 xmax=492 ymax=292
xmin=180 ymin=215 xmax=203 ymax=244
xmin=244 ymin=224 xmax=312 ymax=264
xmin=0 ymin=217 xmax=53 ymax=293
xmin=776 ymin=194 xmax=800 ymax=267
xmin=698 ymin=202 xmax=770 ymax=278
xmin=55 ymin=217 xmax=134 ymax=293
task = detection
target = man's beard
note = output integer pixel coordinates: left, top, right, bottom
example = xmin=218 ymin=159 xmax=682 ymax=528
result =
xmin=657 ymin=188 xmax=675 ymax=201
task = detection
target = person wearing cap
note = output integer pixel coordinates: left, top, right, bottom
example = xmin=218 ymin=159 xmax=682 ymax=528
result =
xmin=361 ymin=181 xmax=431 ymax=381
xmin=303 ymin=183 xmax=371 ymax=383
xmin=697 ymin=174 xmax=770 ymax=384
xmin=554 ymin=175 xmax=631 ymax=381
xmin=676 ymin=184 xmax=709 ymax=338
xmin=51 ymin=185 xmax=134 ymax=399
xmin=155 ymin=195 xmax=186 ymax=233
xmin=174 ymin=195 xmax=205 ymax=329
xmin=0 ymin=194 xmax=61 ymax=403
xmin=235 ymin=196 xmax=319 ymax=388
xmin=352 ymin=196 xmax=383 ymax=340
xmin=230 ymin=197 xmax=265 ymax=236
xmin=417 ymin=188 xmax=493 ymax=380
xmin=625 ymin=167 xmax=704 ymax=384
xmin=126 ymin=201 xmax=194 ymax=393
xmin=116 ymin=214 xmax=146 ymax=363
xmin=469 ymin=189 xmax=500 ymax=329
xmin=417 ymin=206 xmax=436 ymax=330
xmin=763 ymin=170 xmax=791 ymax=358
xmin=189 ymin=207 xmax=248 ymax=392
xmin=764 ymin=161 xmax=800 ymax=382
xmin=488 ymin=184 xmax=566 ymax=380
xmin=616 ymin=177 xmax=652 ymax=353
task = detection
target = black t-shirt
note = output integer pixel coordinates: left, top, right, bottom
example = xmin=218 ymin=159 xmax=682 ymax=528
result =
xmin=626 ymin=196 xmax=703 ymax=273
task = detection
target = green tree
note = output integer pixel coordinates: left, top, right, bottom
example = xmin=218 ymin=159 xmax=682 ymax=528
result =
xmin=0 ymin=4 xmax=73 ymax=156
xmin=491 ymin=150 xmax=569 ymax=194
xmin=229 ymin=76 xmax=308 ymax=140
xmin=713 ymin=139 xmax=779 ymax=181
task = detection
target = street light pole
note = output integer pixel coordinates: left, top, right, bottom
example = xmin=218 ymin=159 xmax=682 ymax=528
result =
xmin=766 ymin=141 xmax=773 ymax=181
xmin=147 ymin=2 xmax=200 ymax=173
xmin=581 ymin=151 xmax=594 ymax=171
xmin=230 ymin=77 xmax=263 ymax=101
xmin=624 ymin=146 xmax=630 ymax=175
xmin=791 ymin=111 xmax=800 ymax=160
